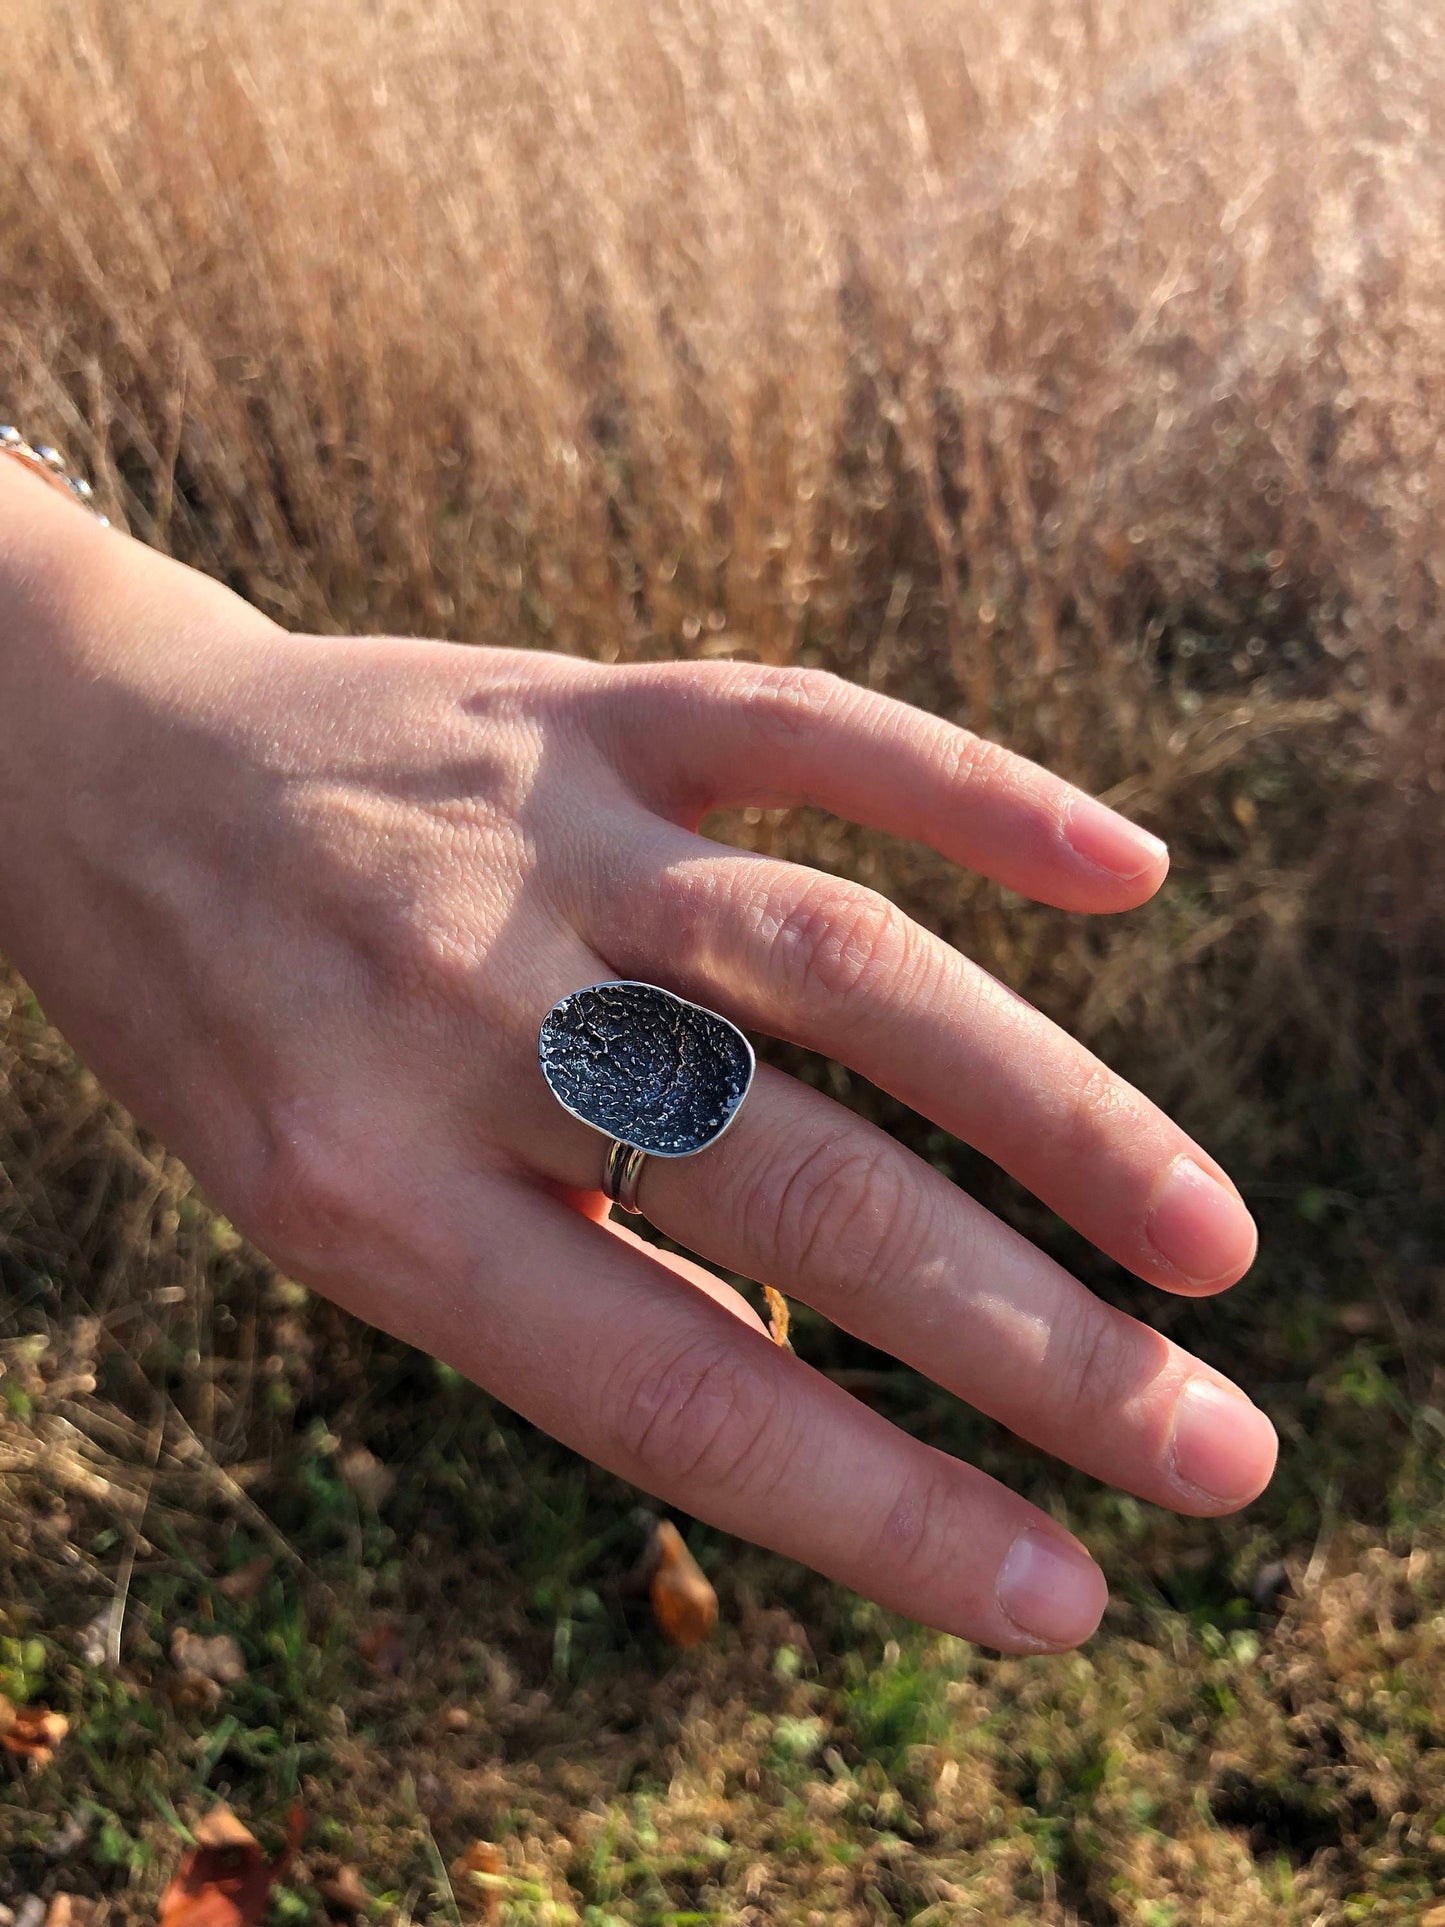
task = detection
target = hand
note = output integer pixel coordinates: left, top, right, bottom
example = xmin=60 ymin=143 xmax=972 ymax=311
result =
xmin=0 ymin=468 xmax=1275 ymax=1652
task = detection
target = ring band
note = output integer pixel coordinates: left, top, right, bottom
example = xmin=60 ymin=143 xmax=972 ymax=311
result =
xmin=602 ymin=1138 xmax=648 ymax=1215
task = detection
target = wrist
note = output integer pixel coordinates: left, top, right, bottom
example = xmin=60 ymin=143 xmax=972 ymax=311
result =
xmin=0 ymin=456 xmax=282 ymax=963
xmin=0 ymin=447 xmax=120 ymax=673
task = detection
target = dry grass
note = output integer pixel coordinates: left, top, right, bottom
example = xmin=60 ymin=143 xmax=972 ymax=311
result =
xmin=3 ymin=0 xmax=1445 ymax=1919
xmin=4 ymin=0 xmax=1444 ymax=1177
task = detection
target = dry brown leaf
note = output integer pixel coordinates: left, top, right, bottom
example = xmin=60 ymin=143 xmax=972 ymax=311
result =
xmin=42 ymin=1898 xmax=100 ymax=1927
xmin=762 ymin=1285 xmax=791 ymax=1349
xmin=216 ymin=1555 xmax=275 ymax=1603
xmin=190 ymin=1808 xmax=262 ymax=1852
xmin=336 ymin=1446 xmax=395 ymax=1511
xmin=171 ymin=1628 xmax=247 ymax=1687
xmin=355 ymin=1620 xmax=405 ymax=1675
xmin=168 ymin=1630 xmax=245 ymax=1712
xmin=648 ymin=1520 xmax=718 ymax=1649
xmin=1420 ymin=1909 xmax=1445 ymax=1927
xmin=166 ymin=1676 xmax=222 ymax=1715
xmin=449 ymin=1842 xmax=504 ymax=1924
xmin=316 ymin=1867 xmax=370 ymax=1916
xmin=1336 ymin=1301 xmax=1383 ymax=1334
xmin=158 ymin=1804 xmax=304 ymax=1927
xmin=450 ymin=1842 xmax=503 ymax=1877
xmin=74 ymin=1607 xmax=111 ymax=1668
xmin=0 ymin=1701 xmax=70 ymax=1766
xmin=1095 ymin=527 xmax=1134 ymax=576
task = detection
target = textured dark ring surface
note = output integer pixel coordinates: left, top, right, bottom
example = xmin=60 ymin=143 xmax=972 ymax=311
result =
xmin=538 ymin=980 xmax=755 ymax=1158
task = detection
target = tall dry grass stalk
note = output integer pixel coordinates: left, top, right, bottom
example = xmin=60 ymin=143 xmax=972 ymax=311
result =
xmin=1 ymin=0 xmax=1442 ymax=1206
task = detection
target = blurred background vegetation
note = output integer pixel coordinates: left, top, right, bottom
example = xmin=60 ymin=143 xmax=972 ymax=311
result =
xmin=1 ymin=0 xmax=1442 ymax=1919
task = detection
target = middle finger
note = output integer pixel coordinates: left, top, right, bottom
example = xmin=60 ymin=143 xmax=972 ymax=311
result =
xmin=582 ymin=827 xmax=1258 ymax=1297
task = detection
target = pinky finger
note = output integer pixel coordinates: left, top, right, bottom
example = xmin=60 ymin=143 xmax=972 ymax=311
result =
xmin=410 ymin=1170 xmax=1110 ymax=1652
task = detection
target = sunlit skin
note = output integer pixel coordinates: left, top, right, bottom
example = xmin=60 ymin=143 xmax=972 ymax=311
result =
xmin=0 ymin=457 xmax=1276 ymax=1652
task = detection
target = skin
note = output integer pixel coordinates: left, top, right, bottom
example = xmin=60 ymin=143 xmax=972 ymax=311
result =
xmin=0 ymin=456 xmax=1276 ymax=1652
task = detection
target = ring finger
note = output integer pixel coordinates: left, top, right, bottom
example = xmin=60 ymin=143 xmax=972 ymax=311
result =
xmin=514 ymin=1040 xmax=1277 ymax=1519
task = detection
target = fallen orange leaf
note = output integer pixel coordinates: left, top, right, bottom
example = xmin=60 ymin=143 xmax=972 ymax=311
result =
xmin=355 ymin=1620 xmax=405 ymax=1675
xmin=449 ymin=1841 xmax=504 ymax=1923
xmin=762 ymin=1285 xmax=791 ymax=1349
xmin=648 ymin=1520 xmax=718 ymax=1649
xmin=158 ymin=1803 xmax=304 ymax=1927
xmin=0 ymin=1696 xmax=70 ymax=1766
xmin=216 ymin=1554 xmax=275 ymax=1603
xmin=317 ymin=1865 xmax=370 ymax=1916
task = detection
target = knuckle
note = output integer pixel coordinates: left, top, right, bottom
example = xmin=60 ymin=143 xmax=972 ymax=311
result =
xmin=771 ymin=877 xmax=912 ymax=1013
xmin=1053 ymin=1301 xmax=1142 ymax=1426
xmin=1064 ymin=1057 xmax=1130 ymax=1159
xmin=641 ymin=859 xmax=727 ymax=972
xmin=601 ymin=857 xmax=742 ymax=987
xmin=374 ymin=881 xmax=523 ymax=1029
xmin=866 ymin=1460 xmax=964 ymax=1606
xmin=400 ymin=906 xmax=488 ymax=1006
xmin=760 ymin=1134 xmax=918 ymax=1305
xmin=246 ymin=1108 xmax=382 ymax=1265
xmin=939 ymin=725 xmax=1017 ymax=793
xmin=732 ymin=664 xmax=856 ymax=745
xmin=606 ymin=1334 xmax=783 ymax=1496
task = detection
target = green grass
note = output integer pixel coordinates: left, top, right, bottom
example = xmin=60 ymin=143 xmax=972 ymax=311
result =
xmin=2 ymin=1152 xmax=1443 ymax=1924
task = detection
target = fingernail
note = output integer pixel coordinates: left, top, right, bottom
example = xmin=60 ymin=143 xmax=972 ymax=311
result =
xmin=1063 ymin=795 xmax=1168 ymax=881
xmin=996 ymin=1529 xmax=1107 ymax=1647
xmin=1169 ymin=1377 xmax=1278 ymax=1506
xmin=1147 ymin=1155 xmax=1258 ymax=1286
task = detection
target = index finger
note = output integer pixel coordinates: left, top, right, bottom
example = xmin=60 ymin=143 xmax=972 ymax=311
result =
xmin=600 ymin=661 xmax=1169 ymax=914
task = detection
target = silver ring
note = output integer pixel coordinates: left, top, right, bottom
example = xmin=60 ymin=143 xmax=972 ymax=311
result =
xmin=602 ymin=1138 xmax=648 ymax=1215
xmin=538 ymin=981 xmax=756 ymax=1221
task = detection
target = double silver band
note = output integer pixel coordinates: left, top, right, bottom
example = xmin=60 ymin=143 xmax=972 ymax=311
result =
xmin=602 ymin=1138 xmax=647 ymax=1216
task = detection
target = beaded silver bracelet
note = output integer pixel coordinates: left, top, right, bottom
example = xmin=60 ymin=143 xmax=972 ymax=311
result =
xmin=0 ymin=425 xmax=109 ymax=526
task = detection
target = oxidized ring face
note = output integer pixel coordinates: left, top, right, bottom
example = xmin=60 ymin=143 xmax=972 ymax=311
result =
xmin=537 ymin=981 xmax=755 ymax=1156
